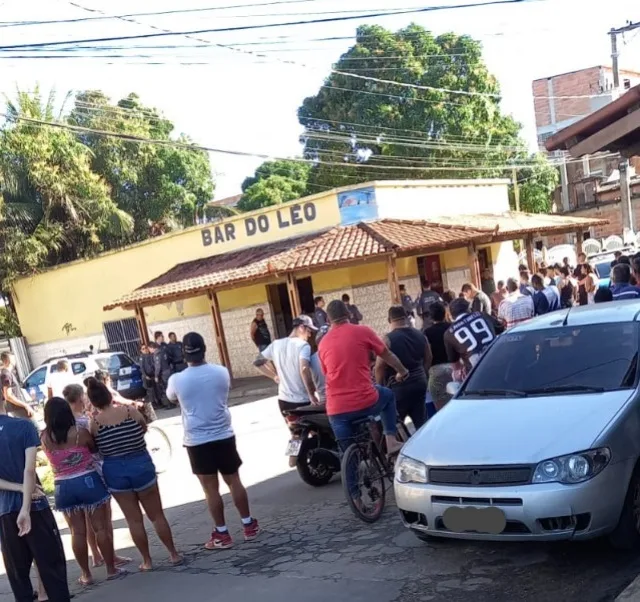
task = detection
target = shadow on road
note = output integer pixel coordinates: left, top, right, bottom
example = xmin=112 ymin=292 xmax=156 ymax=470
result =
xmin=30 ymin=467 xmax=640 ymax=602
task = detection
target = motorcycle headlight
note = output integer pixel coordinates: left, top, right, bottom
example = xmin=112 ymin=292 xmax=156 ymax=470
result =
xmin=395 ymin=455 xmax=428 ymax=484
xmin=532 ymin=448 xmax=611 ymax=485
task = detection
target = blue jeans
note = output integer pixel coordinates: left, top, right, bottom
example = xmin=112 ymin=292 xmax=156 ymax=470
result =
xmin=102 ymin=451 xmax=157 ymax=494
xmin=329 ymin=385 xmax=397 ymax=452
xmin=54 ymin=471 xmax=110 ymax=514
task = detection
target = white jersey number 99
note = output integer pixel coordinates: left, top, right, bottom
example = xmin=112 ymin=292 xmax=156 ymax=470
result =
xmin=453 ymin=318 xmax=494 ymax=353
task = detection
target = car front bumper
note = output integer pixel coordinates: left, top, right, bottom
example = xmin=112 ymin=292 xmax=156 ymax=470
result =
xmin=394 ymin=459 xmax=632 ymax=541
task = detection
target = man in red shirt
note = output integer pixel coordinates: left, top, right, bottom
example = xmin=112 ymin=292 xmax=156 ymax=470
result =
xmin=318 ymin=300 xmax=408 ymax=455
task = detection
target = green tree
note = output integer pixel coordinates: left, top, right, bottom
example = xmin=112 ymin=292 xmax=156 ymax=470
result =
xmin=238 ymin=160 xmax=310 ymax=212
xmin=0 ymin=88 xmax=133 ymax=289
xmin=68 ymin=91 xmax=215 ymax=239
xmin=512 ymin=154 xmax=560 ymax=213
xmin=298 ymin=24 xmax=526 ymax=190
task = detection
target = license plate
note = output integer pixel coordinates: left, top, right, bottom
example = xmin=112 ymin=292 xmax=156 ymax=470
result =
xmin=442 ymin=506 xmax=506 ymax=535
xmin=117 ymin=379 xmax=131 ymax=391
xmin=285 ymin=439 xmax=302 ymax=456
xmin=119 ymin=367 xmax=133 ymax=376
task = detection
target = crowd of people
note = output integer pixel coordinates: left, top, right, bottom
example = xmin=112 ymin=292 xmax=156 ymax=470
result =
xmin=5 ymin=251 xmax=640 ymax=600
xmin=0 ymin=327 xmax=260 ymax=601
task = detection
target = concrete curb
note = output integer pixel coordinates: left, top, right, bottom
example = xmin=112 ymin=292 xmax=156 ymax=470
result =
xmin=617 ymin=574 xmax=640 ymax=600
xmin=229 ymin=386 xmax=276 ymax=400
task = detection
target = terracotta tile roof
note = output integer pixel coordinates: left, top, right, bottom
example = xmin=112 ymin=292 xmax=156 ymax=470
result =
xmin=104 ymin=213 xmax=609 ymax=311
xmin=270 ymin=224 xmax=390 ymax=271
xmin=103 ymin=233 xmax=318 ymax=310
xmin=361 ymin=219 xmax=492 ymax=252
xmin=425 ymin=211 xmax=609 ymax=238
xmin=104 ymin=225 xmax=392 ymax=310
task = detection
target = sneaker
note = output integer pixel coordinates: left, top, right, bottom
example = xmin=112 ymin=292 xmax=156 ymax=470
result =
xmin=243 ymin=519 xmax=261 ymax=541
xmin=204 ymin=530 xmax=233 ymax=550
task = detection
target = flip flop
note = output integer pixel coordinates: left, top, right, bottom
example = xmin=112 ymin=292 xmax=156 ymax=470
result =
xmin=170 ymin=556 xmax=184 ymax=567
xmin=138 ymin=564 xmax=154 ymax=572
xmin=77 ymin=577 xmax=93 ymax=587
xmin=115 ymin=556 xmax=132 ymax=567
xmin=106 ymin=569 xmax=129 ymax=581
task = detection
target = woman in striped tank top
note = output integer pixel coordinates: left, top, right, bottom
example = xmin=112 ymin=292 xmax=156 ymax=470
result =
xmin=40 ymin=397 xmax=120 ymax=586
xmin=63 ymin=384 xmax=131 ymax=571
xmin=85 ymin=378 xmax=182 ymax=571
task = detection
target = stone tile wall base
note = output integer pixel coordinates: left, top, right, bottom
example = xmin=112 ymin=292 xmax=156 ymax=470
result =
xmin=27 ymin=333 xmax=108 ymax=369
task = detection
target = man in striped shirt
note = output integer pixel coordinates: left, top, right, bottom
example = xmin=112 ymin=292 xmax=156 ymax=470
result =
xmin=611 ymin=264 xmax=640 ymax=301
xmin=498 ymin=278 xmax=535 ymax=330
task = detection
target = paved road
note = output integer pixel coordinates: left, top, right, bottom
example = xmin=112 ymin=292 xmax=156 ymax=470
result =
xmin=2 ymin=397 xmax=640 ymax=601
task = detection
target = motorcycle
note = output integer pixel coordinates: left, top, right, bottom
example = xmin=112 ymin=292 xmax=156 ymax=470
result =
xmin=283 ymin=405 xmax=341 ymax=487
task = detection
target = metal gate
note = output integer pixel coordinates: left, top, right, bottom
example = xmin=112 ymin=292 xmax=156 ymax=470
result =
xmin=102 ymin=318 xmax=141 ymax=358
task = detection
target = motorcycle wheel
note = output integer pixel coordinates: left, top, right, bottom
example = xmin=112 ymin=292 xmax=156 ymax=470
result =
xmin=296 ymin=435 xmax=335 ymax=487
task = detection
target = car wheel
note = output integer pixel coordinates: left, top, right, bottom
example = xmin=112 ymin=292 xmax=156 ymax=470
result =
xmin=609 ymin=466 xmax=640 ymax=550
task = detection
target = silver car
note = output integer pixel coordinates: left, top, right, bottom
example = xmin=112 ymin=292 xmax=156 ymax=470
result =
xmin=395 ymin=301 xmax=640 ymax=548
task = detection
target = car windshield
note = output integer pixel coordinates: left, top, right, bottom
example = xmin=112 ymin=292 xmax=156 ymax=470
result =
xmin=594 ymin=261 xmax=611 ymax=280
xmin=462 ymin=322 xmax=639 ymax=396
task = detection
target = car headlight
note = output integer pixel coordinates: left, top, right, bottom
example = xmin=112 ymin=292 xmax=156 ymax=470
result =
xmin=532 ymin=448 xmax=611 ymax=485
xmin=395 ymin=455 xmax=428 ymax=484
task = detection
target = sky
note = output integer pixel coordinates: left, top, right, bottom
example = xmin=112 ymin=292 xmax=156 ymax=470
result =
xmin=0 ymin=0 xmax=639 ymax=199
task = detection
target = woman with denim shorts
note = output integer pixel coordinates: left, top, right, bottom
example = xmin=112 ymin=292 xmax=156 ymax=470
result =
xmin=85 ymin=377 xmax=182 ymax=571
xmin=40 ymin=397 xmax=121 ymax=586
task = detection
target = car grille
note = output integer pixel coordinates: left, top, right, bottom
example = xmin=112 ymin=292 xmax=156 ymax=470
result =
xmin=429 ymin=466 xmax=532 ymax=486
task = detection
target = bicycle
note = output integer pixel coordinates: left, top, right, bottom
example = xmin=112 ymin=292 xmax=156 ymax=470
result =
xmin=138 ymin=400 xmax=173 ymax=474
xmin=340 ymin=416 xmax=410 ymax=523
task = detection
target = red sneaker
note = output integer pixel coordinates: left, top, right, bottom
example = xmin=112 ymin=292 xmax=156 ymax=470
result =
xmin=243 ymin=519 xmax=261 ymax=541
xmin=205 ymin=530 xmax=233 ymax=550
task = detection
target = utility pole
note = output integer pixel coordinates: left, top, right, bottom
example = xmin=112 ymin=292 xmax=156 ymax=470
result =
xmin=609 ymin=21 xmax=640 ymax=240
xmin=512 ymin=167 xmax=520 ymax=211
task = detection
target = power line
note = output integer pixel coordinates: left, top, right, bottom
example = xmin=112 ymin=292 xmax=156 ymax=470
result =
xmin=4 ymin=113 xmax=602 ymax=172
xmin=0 ymin=0 xmax=537 ymax=51
xmin=0 ymin=0 xmax=321 ymax=28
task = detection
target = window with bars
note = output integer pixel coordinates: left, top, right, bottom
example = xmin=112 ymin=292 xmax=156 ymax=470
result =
xmin=102 ymin=318 xmax=141 ymax=359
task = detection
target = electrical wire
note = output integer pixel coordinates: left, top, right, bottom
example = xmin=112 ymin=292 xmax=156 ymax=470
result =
xmin=0 ymin=0 xmax=539 ymax=51
xmin=2 ymin=113 xmax=608 ymax=173
xmin=0 ymin=0 xmax=322 ymax=28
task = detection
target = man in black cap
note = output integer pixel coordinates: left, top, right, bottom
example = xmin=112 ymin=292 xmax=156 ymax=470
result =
xmin=166 ymin=332 xmax=260 ymax=551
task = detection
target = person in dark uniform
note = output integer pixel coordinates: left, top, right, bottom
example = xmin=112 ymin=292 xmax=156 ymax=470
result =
xmin=167 ymin=332 xmax=187 ymax=373
xmin=153 ymin=335 xmax=172 ymax=408
xmin=375 ymin=306 xmax=431 ymax=431
xmin=313 ymin=297 xmax=328 ymax=329
xmin=415 ymin=279 xmax=443 ymax=329
xmin=250 ymin=309 xmax=272 ymax=352
xmin=444 ymin=298 xmax=496 ymax=379
xmin=140 ymin=343 xmax=158 ymax=408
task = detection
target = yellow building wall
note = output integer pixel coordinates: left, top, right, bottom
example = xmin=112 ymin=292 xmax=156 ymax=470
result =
xmin=14 ymin=191 xmax=340 ymax=345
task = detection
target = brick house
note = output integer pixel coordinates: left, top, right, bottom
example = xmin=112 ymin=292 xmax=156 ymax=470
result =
xmin=533 ymin=67 xmax=640 ymax=244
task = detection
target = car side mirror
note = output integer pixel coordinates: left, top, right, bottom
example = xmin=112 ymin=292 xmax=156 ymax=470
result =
xmin=446 ymin=382 xmax=461 ymax=397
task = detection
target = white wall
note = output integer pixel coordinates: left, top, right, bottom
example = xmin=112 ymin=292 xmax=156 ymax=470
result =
xmin=375 ymin=181 xmax=510 ymax=220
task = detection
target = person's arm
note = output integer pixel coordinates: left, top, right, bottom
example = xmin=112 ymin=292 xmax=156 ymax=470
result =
xmin=423 ymin=339 xmax=433 ymax=373
xmin=166 ymin=374 xmax=178 ymax=404
xmin=128 ymin=407 xmax=148 ymax=433
xmin=78 ymin=427 xmax=97 ymax=453
xmin=299 ymin=344 xmax=317 ymax=403
xmin=17 ymin=440 xmax=39 ymax=537
xmin=1 ymin=370 xmax=33 ymax=416
xmin=353 ymin=305 xmax=363 ymax=323
xmin=378 ymin=347 xmax=409 ymax=381
xmin=255 ymin=362 xmax=279 ymax=383
xmin=154 ymin=353 xmax=161 ymax=380
xmin=250 ymin=321 xmax=258 ymax=343
xmin=374 ymin=334 xmax=391 ymax=385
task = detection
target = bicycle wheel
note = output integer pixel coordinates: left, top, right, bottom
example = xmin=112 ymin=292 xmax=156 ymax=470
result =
xmin=145 ymin=425 xmax=172 ymax=474
xmin=341 ymin=442 xmax=386 ymax=523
